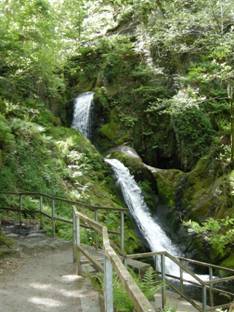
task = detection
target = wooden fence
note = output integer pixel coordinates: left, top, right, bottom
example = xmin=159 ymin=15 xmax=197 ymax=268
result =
xmin=0 ymin=191 xmax=233 ymax=311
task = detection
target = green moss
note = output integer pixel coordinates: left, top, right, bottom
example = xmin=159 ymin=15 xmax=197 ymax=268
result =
xmin=99 ymin=117 xmax=126 ymax=144
xmin=221 ymin=252 xmax=234 ymax=270
xmin=178 ymin=149 xmax=233 ymax=220
xmin=153 ymin=169 xmax=183 ymax=207
xmin=0 ymin=103 xmax=143 ymax=253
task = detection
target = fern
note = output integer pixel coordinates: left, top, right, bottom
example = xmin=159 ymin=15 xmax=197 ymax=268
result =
xmin=139 ymin=267 xmax=161 ymax=300
xmin=91 ymin=267 xmax=161 ymax=311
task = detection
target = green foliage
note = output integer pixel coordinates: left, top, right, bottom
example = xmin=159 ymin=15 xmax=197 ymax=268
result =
xmin=0 ymin=0 xmax=65 ymax=108
xmin=93 ymin=267 xmax=160 ymax=312
xmin=184 ymin=217 xmax=234 ymax=256
xmin=0 ymin=231 xmax=13 ymax=248
xmin=168 ymin=89 xmax=214 ymax=170
xmin=139 ymin=267 xmax=160 ymax=300
xmin=107 ymin=0 xmax=233 ymax=170
xmin=56 ymin=0 xmax=85 ymax=43
xmin=0 ymin=0 xmax=233 ymax=270
xmin=0 ymin=113 xmax=15 ymax=150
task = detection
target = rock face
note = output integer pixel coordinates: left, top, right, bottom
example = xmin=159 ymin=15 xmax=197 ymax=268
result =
xmin=62 ymin=1 xmax=233 ymax=265
xmin=148 ymin=153 xmax=234 ymax=261
xmin=108 ymin=145 xmax=142 ymax=161
xmin=107 ymin=148 xmax=233 ymax=262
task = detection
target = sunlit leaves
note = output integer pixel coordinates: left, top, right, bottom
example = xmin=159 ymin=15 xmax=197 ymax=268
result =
xmin=184 ymin=217 xmax=234 ymax=256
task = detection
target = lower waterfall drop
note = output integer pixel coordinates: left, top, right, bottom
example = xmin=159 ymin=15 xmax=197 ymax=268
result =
xmin=105 ymin=158 xmax=181 ymax=276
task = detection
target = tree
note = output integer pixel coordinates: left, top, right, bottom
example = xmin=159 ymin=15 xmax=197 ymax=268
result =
xmin=55 ymin=0 xmax=85 ymax=46
xmin=228 ymin=84 xmax=234 ymax=167
xmin=0 ymin=0 xmax=63 ymax=104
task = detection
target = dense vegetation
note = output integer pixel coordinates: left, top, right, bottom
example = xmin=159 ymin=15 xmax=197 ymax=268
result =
xmin=0 ymin=0 xmax=233 ymax=275
xmin=64 ymin=0 xmax=233 ymax=265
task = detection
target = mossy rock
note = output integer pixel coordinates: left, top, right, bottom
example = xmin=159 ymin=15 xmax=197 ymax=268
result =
xmin=177 ymin=152 xmax=233 ymax=220
xmin=99 ymin=111 xmax=130 ymax=145
xmin=221 ymin=252 xmax=234 ymax=270
xmin=152 ymin=168 xmax=184 ymax=207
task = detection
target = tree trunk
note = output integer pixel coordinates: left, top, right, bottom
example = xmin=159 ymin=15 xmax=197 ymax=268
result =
xmin=231 ymin=100 xmax=234 ymax=168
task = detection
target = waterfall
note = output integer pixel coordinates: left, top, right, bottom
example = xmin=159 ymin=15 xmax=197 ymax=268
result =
xmin=70 ymin=94 xmax=208 ymax=281
xmin=105 ymin=158 xmax=181 ymax=275
xmin=72 ymin=92 xmax=94 ymax=139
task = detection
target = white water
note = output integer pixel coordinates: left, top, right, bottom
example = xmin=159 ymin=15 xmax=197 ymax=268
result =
xmin=105 ymin=158 xmax=181 ymax=275
xmin=105 ymin=158 xmax=210 ymax=283
xmin=72 ymin=92 xmax=94 ymax=138
xmin=71 ymin=94 xmax=209 ymax=282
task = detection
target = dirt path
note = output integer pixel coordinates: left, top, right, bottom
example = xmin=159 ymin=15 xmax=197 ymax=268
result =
xmin=0 ymin=242 xmax=102 ymax=312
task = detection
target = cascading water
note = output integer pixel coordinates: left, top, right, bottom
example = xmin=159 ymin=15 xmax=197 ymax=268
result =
xmin=71 ymin=93 xmax=208 ymax=281
xmin=105 ymin=158 xmax=209 ymax=282
xmin=72 ymin=92 xmax=94 ymax=139
xmin=105 ymin=158 xmax=181 ymax=275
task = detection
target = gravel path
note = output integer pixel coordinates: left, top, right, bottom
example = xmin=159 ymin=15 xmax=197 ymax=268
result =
xmin=0 ymin=241 xmax=102 ymax=312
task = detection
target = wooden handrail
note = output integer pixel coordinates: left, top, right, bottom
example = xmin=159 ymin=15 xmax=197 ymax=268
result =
xmin=126 ymin=251 xmax=234 ymax=311
xmin=165 ymin=251 xmax=205 ymax=285
xmin=178 ymin=256 xmax=234 ymax=274
xmin=1 ymin=191 xmax=233 ymax=311
xmin=127 ymin=251 xmax=234 ymax=275
xmin=167 ymin=281 xmax=202 ymax=312
xmin=73 ymin=208 xmax=154 ymax=312
xmin=0 ymin=191 xmax=127 ymax=212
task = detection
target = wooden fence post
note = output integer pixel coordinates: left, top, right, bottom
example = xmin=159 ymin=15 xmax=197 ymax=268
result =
xmin=39 ymin=196 xmax=43 ymax=229
xmin=120 ymin=211 xmax=125 ymax=252
xmin=72 ymin=209 xmax=77 ymax=263
xmin=75 ymin=213 xmax=81 ymax=275
xmin=202 ymin=285 xmax=207 ymax=312
xmin=161 ymin=254 xmax=166 ymax=309
xmin=51 ymin=198 xmax=55 ymax=238
xmin=18 ymin=194 xmax=22 ymax=226
xmin=179 ymin=259 xmax=184 ymax=294
xmin=209 ymin=267 xmax=214 ymax=307
xmin=94 ymin=209 xmax=98 ymax=249
xmin=104 ymin=255 xmax=113 ymax=312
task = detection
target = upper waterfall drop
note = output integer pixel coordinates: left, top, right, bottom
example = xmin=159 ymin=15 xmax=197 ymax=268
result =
xmin=72 ymin=92 xmax=94 ymax=139
xmin=105 ymin=158 xmax=181 ymax=275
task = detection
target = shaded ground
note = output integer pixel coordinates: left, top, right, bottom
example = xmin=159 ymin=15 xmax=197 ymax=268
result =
xmin=154 ymin=291 xmax=198 ymax=312
xmin=0 ymin=235 xmax=102 ymax=312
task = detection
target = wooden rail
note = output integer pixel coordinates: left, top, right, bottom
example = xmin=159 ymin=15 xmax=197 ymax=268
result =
xmin=0 ymin=192 xmax=126 ymax=252
xmin=73 ymin=208 xmax=154 ymax=312
xmin=0 ymin=191 xmax=127 ymax=212
xmin=0 ymin=192 xmax=152 ymax=311
xmin=1 ymin=191 xmax=233 ymax=311
xmin=126 ymin=251 xmax=234 ymax=312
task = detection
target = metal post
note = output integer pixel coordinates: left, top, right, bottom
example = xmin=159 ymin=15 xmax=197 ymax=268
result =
xmin=161 ymin=254 xmax=166 ymax=309
xmin=94 ymin=210 xmax=98 ymax=250
xmin=75 ymin=213 xmax=81 ymax=275
xmin=154 ymin=254 xmax=158 ymax=309
xmin=202 ymin=285 xmax=207 ymax=312
xmin=104 ymin=256 xmax=113 ymax=312
xmin=19 ymin=194 xmax=22 ymax=226
xmin=72 ymin=209 xmax=78 ymax=263
xmin=154 ymin=255 xmax=158 ymax=272
xmin=179 ymin=260 xmax=184 ymax=294
xmin=120 ymin=211 xmax=125 ymax=252
xmin=51 ymin=198 xmax=55 ymax=238
xmin=39 ymin=196 xmax=43 ymax=229
xmin=209 ymin=267 xmax=214 ymax=307
xmin=73 ymin=209 xmax=77 ymax=263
